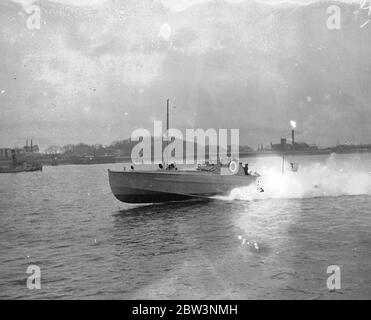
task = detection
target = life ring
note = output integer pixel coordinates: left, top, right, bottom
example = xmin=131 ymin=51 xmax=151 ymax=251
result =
xmin=228 ymin=160 xmax=239 ymax=174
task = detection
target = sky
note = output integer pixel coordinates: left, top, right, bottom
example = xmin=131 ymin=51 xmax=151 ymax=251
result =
xmin=0 ymin=0 xmax=370 ymax=150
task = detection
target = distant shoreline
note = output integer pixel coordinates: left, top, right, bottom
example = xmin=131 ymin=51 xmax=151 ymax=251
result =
xmin=2 ymin=149 xmax=371 ymax=168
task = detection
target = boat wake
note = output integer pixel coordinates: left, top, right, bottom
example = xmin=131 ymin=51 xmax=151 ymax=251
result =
xmin=216 ymin=154 xmax=371 ymax=201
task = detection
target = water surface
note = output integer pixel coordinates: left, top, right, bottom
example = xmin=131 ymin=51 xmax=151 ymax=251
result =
xmin=1 ymin=154 xmax=371 ymax=299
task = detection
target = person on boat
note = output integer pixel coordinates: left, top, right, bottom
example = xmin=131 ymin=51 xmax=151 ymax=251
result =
xmin=243 ymin=163 xmax=249 ymax=175
xmin=166 ymin=163 xmax=177 ymax=170
xmin=11 ymin=149 xmax=17 ymax=169
xmin=290 ymin=162 xmax=299 ymax=172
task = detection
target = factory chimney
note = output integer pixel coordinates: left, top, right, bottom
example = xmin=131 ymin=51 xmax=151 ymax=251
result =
xmin=30 ymin=139 xmax=33 ymax=153
xmin=290 ymin=120 xmax=296 ymax=150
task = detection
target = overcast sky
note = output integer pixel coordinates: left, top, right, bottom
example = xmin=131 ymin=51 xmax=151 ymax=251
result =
xmin=0 ymin=0 xmax=370 ymax=150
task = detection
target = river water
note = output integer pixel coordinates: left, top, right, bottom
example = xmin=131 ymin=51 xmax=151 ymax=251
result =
xmin=1 ymin=153 xmax=371 ymax=299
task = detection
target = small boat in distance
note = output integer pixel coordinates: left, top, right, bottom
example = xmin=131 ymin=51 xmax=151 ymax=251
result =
xmin=0 ymin=149 xmax=42 ymax=173
xmin=0 ymin=164 xmax=42 ymax=173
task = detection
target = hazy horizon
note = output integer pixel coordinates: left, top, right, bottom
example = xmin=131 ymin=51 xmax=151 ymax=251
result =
xmin=1 ymin=0 xmax=371 ymax=151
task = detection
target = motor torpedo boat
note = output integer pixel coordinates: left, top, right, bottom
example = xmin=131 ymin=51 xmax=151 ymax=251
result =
xmin=108 ymin=99 xmax=261 ymax=203
xmin=108 ymin=161 xmax=260 ymax=203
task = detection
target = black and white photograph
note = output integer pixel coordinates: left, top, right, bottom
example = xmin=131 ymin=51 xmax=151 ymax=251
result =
xmin=1 ymin=0 xmax=371 ymax=304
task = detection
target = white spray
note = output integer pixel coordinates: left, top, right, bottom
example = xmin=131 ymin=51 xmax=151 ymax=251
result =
xmin=220 ymin=153 xmax=371 ymax=201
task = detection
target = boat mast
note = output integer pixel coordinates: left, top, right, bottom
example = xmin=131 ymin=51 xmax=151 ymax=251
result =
xmin=162 ymin=99 xmax=170 ymax=165
xmin=166 ymin=98 xmax=169 ymax=139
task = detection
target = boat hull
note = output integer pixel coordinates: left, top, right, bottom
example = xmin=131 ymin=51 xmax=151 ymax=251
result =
xmin=112 ymin=187 xmax=194 ymax=203
xmin=0 ymin=165 xmax=42 ymax=173
xmin=108 ymin=169 xmax=257 ymax=203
